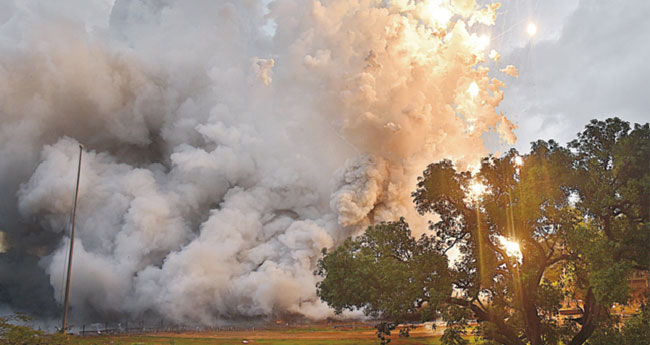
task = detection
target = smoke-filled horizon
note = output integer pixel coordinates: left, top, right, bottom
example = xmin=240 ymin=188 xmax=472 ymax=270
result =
xmin=0 ymin=0 xmax=516 ymax=326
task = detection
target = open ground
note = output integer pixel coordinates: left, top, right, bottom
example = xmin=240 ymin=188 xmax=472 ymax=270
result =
xmin=68 ymin=323 xmax=474 ymax=345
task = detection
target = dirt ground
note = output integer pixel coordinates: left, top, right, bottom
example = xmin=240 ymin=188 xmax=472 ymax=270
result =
xmin=155 ymin=324 xmax=442 ymax=340
xmin=71 ymin=322 xmax=452 ymax=345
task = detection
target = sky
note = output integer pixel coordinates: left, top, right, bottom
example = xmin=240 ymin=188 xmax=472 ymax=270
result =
xmin=2 ymin=0 xmax=646 ymax=151
xmin=492 ymin=0 xmax=650 ymax=152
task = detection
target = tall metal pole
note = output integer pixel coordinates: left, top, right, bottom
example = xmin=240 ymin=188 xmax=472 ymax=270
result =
xmin=62 ymin=144 xmax=83 ymax=333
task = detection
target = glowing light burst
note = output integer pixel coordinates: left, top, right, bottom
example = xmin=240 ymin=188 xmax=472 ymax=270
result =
xmin=476 ymin=35 xmax=490 ymax=51
xmin=514 ymin=156 xmax=524 ymax=166
xmin=466 ymin=33 xmax=491 ymax=55
xmin=489 ymin=49 xmax=500 ymax=61
xmin=468 ymin=163 xmax=481 ymax=174
xmin=467 ymin=180 xmax=488 ymax=201
xmin=526 ymin=22 xmax=537 ymax=37
xmin=467 ymin=82 xmax=479 ymax=98
xmin=425 ymin=1 xmax=453 ymax=27
xmin=498 ymin=236 xmax=523 ymax=262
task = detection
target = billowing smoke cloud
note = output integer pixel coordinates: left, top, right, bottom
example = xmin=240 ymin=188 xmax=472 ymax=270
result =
xmin=0 ymin=0 xmax=515 ymax=325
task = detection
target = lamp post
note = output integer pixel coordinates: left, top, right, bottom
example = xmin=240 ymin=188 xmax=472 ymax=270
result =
xmin=61 ymin=144 xmax=83 ymax=333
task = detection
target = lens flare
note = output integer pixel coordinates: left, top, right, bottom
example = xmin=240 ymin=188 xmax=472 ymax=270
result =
xmin=468 ymin=180 xmax=488 ymax=201
xmin=498 ymin=236 xmax=523 ymax=262
xmin=514 ymin=156 xmax=524 ymax=166
xmin=526 ymin=22 xmax=537 ymax=37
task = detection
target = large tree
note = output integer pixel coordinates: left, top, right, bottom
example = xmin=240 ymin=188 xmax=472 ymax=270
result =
xmin=316 ymin=118 xmax=649 ymax=345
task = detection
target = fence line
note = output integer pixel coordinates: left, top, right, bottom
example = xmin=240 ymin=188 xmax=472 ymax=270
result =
xmin=76 ymin=319 xmax=318 ymax=336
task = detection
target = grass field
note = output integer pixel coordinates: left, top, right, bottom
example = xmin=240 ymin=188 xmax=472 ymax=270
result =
xmin=70 ymin=336 xmax=450 ymax=345
xmin=68 ymin=324 xmax=474 ymax=345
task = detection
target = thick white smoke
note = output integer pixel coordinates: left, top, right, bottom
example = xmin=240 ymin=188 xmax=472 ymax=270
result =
xmin=1 ymin=0 xmax=515 ymax=325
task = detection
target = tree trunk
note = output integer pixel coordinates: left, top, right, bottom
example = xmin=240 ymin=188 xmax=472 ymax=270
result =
xmin=447 ymin=297 xmax=524 ymax=345
xmin=568 ymin=289 xmax=603 ymax=345
xmin=521 ymin=285 xmax=543 ymax=345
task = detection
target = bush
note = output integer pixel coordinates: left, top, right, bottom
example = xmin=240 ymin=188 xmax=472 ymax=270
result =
xmin=0 ymin=314 xmax=69 ymax=345
xmin=588 ymin=301 xmax=650 ymax=345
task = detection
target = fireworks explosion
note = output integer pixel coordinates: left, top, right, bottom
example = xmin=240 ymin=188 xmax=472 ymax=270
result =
xmin=0 ymin=0 xmax=516 ymax=325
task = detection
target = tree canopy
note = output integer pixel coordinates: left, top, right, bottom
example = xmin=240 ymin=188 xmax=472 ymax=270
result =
xmin=316 ymin=118 xmax=649 ymax=345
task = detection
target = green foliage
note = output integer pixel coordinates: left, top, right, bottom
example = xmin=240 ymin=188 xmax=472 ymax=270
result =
xmin=316 ymin=219 xmax=451 ymax=344
xmin=587 ymin=299 xmax=650 ymax=345
xmin=439 ymin=306 xmax=470 ymax=345
xmin=44 ymin=332 xmax=71 ymax=345
xmin=0 ymin=313 xmax=43 ymax=345
xmin=0 ymin=313 xmax=70 ymax=345
xmin=316 ymin=218 xmax=452 ymax=321
xmin=316 ymin=118 xmax=649 ymax=345
xmin=567 ymin=119 xmax=650 ymax=305
xmin=620 ymin=301 xmax=650 ymax=345
xmin=374 ymin=322 xmax=397 ymax=345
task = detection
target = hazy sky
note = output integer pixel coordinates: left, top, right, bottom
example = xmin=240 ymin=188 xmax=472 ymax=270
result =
xmin=492 ymin=0 xmax=650 ymax=152
xmin=3 ymin=0 xmax=645 ymax=152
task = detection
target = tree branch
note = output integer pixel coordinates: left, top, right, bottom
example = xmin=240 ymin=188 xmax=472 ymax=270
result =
xmin=442 ymin=232 xmax=468 ymax=255
xmin=487 ymin=241 xmax=516 ymax=274
xmin=535 ymin=254 xmax=576 ymax=286
xmin=567 ymin=289 xmax=603 ymax=345
xmin=446 ymin=297 xmax=524 ymax=345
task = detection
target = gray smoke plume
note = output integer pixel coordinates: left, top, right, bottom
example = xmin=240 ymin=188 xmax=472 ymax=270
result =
xmin=0 ymin=0 xmax=515 ymax=326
